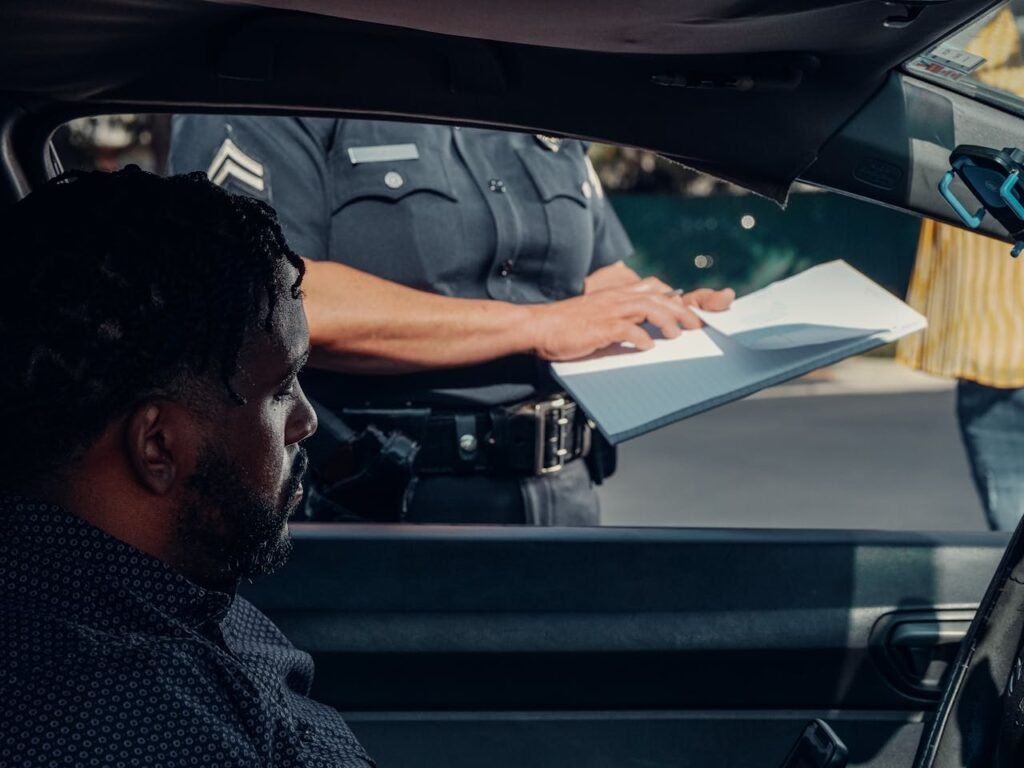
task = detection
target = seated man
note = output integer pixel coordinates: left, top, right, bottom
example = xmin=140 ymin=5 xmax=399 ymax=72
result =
xmin=0 ymin=168 xmax=373 ymax=766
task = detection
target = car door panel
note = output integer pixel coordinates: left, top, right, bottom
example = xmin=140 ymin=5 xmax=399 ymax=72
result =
xmin=347 ymin=711 xmax=926 ymax=768
xmin=242 ymin=525 xmax=1007 ymax=767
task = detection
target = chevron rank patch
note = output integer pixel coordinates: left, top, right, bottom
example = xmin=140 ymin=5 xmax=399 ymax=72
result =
xmin=206 ymin=137 xmax=266 ymax=195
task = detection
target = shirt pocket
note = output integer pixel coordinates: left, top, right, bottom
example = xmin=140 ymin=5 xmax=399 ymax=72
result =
xmin=332 ymin=154 xmax=459 ymax=209
xmin=515 ymin=145 xmax=591 ymax=208
xmin=515 ymin=144 xmax=595 ymax=300
xmin=329 ymin=151 xmax=462 ymax=290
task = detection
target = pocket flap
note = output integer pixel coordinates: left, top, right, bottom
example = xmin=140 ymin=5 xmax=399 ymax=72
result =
xmin=516 ymin=145 xmax=589 ymax=206
xmin=333 ymin=156 xmax=458 ymax=210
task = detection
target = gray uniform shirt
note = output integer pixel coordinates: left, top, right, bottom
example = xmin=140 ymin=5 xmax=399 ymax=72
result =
xmin=169 ymin=116 xmax=634 ymax=409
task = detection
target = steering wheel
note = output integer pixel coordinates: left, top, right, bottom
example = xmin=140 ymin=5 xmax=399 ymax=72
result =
xmin=914 ymin=520 xmax=1024 ymax=766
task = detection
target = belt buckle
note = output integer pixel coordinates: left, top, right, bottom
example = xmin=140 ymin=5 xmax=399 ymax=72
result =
xmin=534 ymin=396 xmax=576 ymax=475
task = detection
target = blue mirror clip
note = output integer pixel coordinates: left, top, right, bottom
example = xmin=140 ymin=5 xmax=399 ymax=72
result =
xmin=939 ymin=169 xmax=985 ymax=229
xmin=942 ymin=146 xmax=1024 ymax=257
xmin=1000 ymin=170 xmax=1024 ymax=220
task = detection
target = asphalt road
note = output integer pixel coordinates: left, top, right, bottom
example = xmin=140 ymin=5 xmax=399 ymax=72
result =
xmin=597 ymin=390 xmax=989 ymax=531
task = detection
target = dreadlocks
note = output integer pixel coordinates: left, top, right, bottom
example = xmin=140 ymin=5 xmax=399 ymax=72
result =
xmin=0 ymin=166 xmax=305 ymax=485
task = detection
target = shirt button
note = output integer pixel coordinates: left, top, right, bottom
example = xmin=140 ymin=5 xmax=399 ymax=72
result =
xmin=489 ymin=178 xmax=506 ymax=193
xmin=498 ymin=260 xmax=514 ymax=277
xmin=581 ymin=181 xmax=593 ymax=199
xmin=384 ymin=171 xmax=404 ymax=189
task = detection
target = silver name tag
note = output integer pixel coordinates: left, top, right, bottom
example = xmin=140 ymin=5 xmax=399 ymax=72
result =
xmin=347 ymin=143 xmax=420 ymax=165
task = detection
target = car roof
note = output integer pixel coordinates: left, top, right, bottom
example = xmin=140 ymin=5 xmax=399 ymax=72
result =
xmin=0 ymin=0 xmax=999 ymax=200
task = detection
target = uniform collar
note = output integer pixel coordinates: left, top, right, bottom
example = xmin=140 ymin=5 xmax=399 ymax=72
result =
xmin=0 ymin=493 xmax=234 ymax=627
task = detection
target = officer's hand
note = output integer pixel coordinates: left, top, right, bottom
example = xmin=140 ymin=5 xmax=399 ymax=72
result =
xmin=528 ymin=285 xmax=734 ymax=361
xmin=584 ymin=261 xmax=644 ymax=293
xmin=584 ymin=262 xmax=734 ymax=313
xmin=678 ymin=287 xmax=735 ymax=313
xmin=618 ymin=278 xmax=735 ymax=312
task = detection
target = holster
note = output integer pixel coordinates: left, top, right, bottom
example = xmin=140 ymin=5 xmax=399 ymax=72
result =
xmin=585 ymin=428 xmax=617 ymax=485
xmin=300 ymin=396 xmax=617 ymax=522
xmin=300 ymin=400 xmax=420 ymax=523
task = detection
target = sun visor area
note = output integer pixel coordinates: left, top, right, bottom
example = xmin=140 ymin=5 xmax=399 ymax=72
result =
xmin=208 ymin=0 xmax=897 ymax=56
xmin=0 ymin=0 xmax=999 ymax=201
xmin=661 ymin=155 xmax=809 ymax=206
xmin=193 ymin=12 xmax=839 ymax=200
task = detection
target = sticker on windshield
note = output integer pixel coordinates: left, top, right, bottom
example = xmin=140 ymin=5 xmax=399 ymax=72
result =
xmin=923 ymin=44 xmax=987 ymax=74
xmin=907 ymin=56 xmax=969 ymax=82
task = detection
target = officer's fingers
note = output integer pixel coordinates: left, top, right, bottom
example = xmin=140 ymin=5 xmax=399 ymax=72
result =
xmin=617 ymin=297 xmax=683 ymax=338
xmin=623 ymin=276 xmax=674 ymax=295
xmin=707 ymin=287 xmax=737 ymax=310
xmin=682 ymin=287 xmax=736 ymax=311
xmin=679 ymin=288 xmax=712 ymax=306
xmin=595 ymin=291 xmax=687 ymax=332
xmin=613 ymin=322 xmax=655 ymax=351
xmin=639 ymin=295 xmax=703 ymax=331
xmin=635 ymin=294 xmax=703 ymax=330
xmin=677 ymin=303 xmax=706 ymax=330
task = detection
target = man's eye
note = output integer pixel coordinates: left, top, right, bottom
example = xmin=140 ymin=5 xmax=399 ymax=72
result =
xmin=274 ymin=380 xmax=298 ymax=402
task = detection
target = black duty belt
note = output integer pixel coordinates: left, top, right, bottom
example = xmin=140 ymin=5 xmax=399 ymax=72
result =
xmin=339 ymin=394 xmax=592 ymax=477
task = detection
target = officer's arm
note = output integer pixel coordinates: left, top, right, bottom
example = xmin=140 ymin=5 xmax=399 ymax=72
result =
xmin=301 ymin=258 xmax=718 ymax=372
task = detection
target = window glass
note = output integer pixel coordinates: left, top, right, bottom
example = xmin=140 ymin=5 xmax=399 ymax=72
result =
xmin=52 ymin=115 xmax=989 ymax=532
xmin=905 ymin=1 xmax=1024 ymax=116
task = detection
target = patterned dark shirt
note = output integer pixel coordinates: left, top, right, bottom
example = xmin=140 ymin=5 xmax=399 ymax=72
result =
xmin=0 ymin=495 xmax=374 ymax=767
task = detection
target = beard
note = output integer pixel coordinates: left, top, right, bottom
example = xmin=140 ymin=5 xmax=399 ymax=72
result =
xmin=175 ymin=443 xmax=308 ymax=585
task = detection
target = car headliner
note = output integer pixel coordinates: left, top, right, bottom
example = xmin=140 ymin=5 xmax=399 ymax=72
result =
xmin=0 ymin=0 xmax=999 ymax=200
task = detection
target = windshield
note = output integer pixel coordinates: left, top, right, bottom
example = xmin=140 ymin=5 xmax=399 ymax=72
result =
xmin=906 ymin=1 xmax=1024 ymax=117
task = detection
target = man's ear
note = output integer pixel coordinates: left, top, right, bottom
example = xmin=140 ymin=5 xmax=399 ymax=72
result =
xmin=124 ymin=401 xmax=194 ymax=496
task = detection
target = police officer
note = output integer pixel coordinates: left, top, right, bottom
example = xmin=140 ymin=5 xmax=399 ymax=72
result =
xmin=169 ymin=116 xmax=733 ymax=525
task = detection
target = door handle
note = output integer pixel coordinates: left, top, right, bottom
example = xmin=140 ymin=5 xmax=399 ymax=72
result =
xmin=871 ymin=610 xmax=974 ymax=699
xmin=889 ymin=621 xmax=969 ymax=689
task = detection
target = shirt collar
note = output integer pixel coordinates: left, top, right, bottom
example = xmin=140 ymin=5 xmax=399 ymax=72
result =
xmin=0 ymin=493 xmax=234 ymax=627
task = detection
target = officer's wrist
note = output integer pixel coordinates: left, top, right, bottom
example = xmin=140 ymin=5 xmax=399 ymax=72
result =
xmin=518 ymin=303 xmax=557 ymax=359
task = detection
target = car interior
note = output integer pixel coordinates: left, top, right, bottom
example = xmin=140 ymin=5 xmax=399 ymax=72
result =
xmin=5 ymin=0 xmax=1024 ymax=766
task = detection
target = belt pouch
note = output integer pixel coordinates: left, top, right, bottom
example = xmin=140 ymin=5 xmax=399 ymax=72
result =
xmin=585 ymin=429 xmax=617 ymax=485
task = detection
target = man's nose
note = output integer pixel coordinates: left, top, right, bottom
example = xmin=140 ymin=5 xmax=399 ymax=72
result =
xmin=287 ymin=383 xmax=318 ymax=445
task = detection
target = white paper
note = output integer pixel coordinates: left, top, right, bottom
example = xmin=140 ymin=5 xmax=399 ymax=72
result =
xmin=693 ymin=260 xmax=926 ymax=350
xmin=550 ymin=260 xmax=928 ymax=443
xmin=553 ymin=328 xmax=723 ymax=376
